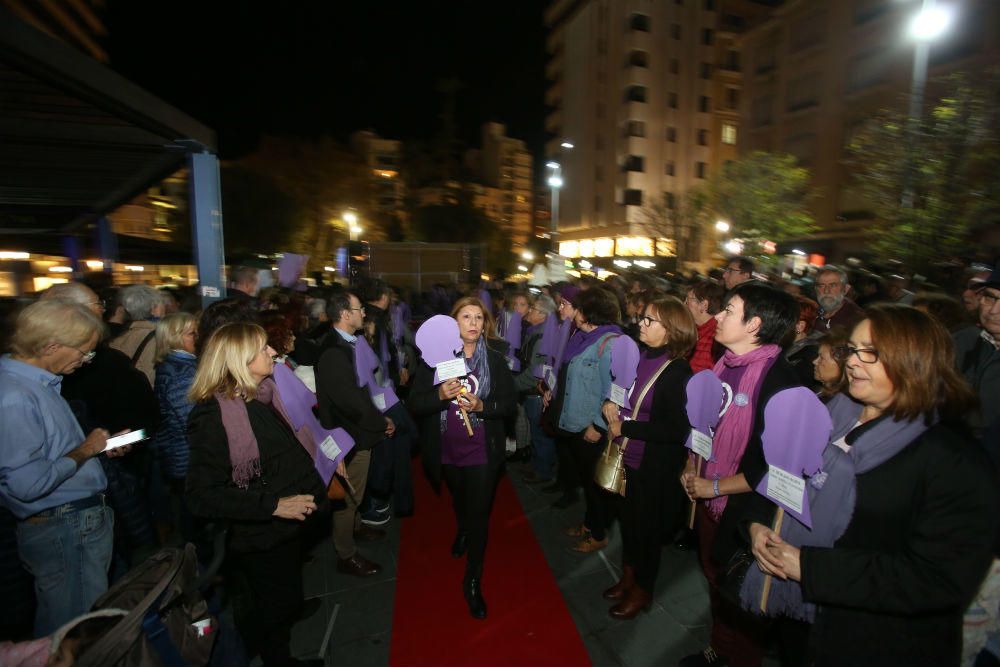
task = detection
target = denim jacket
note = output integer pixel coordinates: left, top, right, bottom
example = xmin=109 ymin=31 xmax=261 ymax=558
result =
xmin=558 ymin=332 xmax=617 ymax=433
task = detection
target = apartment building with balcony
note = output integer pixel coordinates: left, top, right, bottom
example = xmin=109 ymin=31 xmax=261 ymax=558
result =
xmin=478 ymin=122 xmax=534 ymax=247
xmin=544 ymin=0 xmax=772 ymax=269
xmin=351 ymin=130 xmax=407 ymax=231
xmin=737 ymin=0 xmax=1000 ymax=259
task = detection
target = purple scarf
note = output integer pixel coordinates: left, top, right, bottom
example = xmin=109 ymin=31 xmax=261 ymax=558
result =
xmin=705 ymin=344 xmax=781 ymax=518
xmin=740 ymin=393 xmax=933 ymax=621
xmin=561 ymin=324 xmax=621 ymax=365
xmin=215 ymin=379 xmax=277 ymax=490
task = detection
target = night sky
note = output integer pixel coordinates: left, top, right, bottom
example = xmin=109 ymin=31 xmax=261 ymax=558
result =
xmin=104 ymin=1 xmax=549 ymax=161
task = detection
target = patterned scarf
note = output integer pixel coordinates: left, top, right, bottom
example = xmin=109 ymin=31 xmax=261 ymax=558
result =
xmin=215 ymin=378 xmax=276 ymax=490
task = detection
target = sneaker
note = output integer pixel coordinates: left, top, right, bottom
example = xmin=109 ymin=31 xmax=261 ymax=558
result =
xmin=678 ymin=647 xmax=729 ymax=667
xmin=360 ymin=503 xmax=391 ymax=527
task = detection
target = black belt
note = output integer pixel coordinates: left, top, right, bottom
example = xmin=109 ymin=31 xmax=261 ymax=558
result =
xmin=27 ymin=493 xmax=107 ymax=520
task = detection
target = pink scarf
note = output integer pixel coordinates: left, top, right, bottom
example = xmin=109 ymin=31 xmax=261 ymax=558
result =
xmin=216 ymin=378 xmax=278 ymax=489
xmin=703 ymin=344 xmax=781 ymax=519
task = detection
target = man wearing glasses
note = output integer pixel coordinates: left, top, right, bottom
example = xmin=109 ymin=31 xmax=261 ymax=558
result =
xmin=0 ymin=299 xmax=129 ymax=635
xmin=954 ymin=260 xmax=1000 ymax=440
xmin=812 ymin=264 xmax=864 ymax=334
xmin=722 ymin=256 xmax=755 ymax=291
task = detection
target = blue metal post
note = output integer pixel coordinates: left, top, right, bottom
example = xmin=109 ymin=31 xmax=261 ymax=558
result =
xmin=97 ymin=216 xmax=117 ymax=272
xmin=188 ymin=150 xmax=226 ymax=308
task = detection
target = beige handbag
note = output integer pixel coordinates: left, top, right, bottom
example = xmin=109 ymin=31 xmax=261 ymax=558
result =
xmin=594 ymin=357 xmax=675 ymax=496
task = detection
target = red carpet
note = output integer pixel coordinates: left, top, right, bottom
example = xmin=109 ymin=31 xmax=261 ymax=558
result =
xmin=390 ymin=464 xmax=592 ymax=667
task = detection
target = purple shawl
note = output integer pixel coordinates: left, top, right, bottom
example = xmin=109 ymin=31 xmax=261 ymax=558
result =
xmin=561 ymin=324 xmax=620 ymax=365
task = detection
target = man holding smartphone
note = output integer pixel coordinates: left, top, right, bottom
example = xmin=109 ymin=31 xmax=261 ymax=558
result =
xmin=0 ymin=299 xmax=130 ymax=635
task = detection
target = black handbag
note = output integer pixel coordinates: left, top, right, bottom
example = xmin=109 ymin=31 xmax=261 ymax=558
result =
xmin=718 ymin=546 xmax=754 ymax=607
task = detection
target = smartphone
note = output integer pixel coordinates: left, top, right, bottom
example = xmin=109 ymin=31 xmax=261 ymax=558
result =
xmin=103 ymin=429 xmax=148 ymax=452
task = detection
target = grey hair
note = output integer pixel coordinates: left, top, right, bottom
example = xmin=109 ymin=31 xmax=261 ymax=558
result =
xmin=120 ymin=284 xmax=161 ymax=320
xmin=308 ymin=298 xmax=327 ymax=320
xmin=816 ymin=264 xmax=848 ymax=285
xmin=532 ymin=294 xmax=556 ymax=317
xmin=41 ymin=282 xmax=97 ymax=307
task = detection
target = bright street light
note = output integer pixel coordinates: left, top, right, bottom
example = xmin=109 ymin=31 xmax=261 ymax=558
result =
xmin=343 ymin=211 xmax=358 ymax=226
xmin=548 ymin=175 xmax=564 ymax=188
xmin=724 ymin=240 xmax=743 ymax=255
xmin=546 ymin=161 xmax=560 ymax=169
xmin=910 ymin=4 xmax=953 ymax=42
xmin=715 ymin=220 xmax=730 ymax=233
xmin=521 ymin=251 xmax=534 ymax=261
xmin=560 ymin=141 xmax=574 ymax=149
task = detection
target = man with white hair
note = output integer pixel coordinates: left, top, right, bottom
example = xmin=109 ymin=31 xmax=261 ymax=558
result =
xmin=0 ymin=300 xmax=132 ymax=635
xmin=109 ymin=284 xmax=165 ymax=386
xmin=516 ymin=294 xmax=558 ymax=483
xmin=811 ymin=264 xmax=864 ymax=333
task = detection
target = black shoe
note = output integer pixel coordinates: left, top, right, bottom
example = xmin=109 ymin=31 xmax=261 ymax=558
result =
xmin=451 ymin=531 xmax=468 ymax=558
xmin=463 ymin=575 xmax=487 ymax=619
xmin=552 ymin=492 xmax=578 ymax=510
xmin=678 ymin=647 xmax=729 ymax=667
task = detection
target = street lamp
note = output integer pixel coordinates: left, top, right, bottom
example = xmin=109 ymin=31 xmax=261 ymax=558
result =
xmin=902 ymin=0 xmax=953 ymax=207
xmin=343 ymin=210 xmax=362 ymax=241
xmin=715 ymin=220 xmax=730 ymax=233
xmin=547 ymin=162 xmax=563 ymax=243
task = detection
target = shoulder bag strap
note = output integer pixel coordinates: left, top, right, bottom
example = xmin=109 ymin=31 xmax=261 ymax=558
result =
xmin=619 ymin=357 xmax=675 ymax=449
xmin=132 ymin=330 xmax=157 ymax=367
xmin=597 ymin=333 xmax=620 ymax=357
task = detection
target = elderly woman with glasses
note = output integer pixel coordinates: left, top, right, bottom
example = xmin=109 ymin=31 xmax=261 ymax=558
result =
xmin=748 ymin=305 xmax=998 ymax=667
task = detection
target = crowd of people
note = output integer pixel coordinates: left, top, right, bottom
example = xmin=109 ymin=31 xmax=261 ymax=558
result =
xmin=0 ymin=254 xmax=997 ymax=666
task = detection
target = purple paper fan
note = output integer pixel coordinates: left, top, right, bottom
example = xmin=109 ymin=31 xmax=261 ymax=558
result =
xmin=606 ymin=335 xmax=640 ymax=409
xmin=415 ymin=315 xmax=467 ymax=383
xmin=684 ymin=370 xmax=725 ymax=453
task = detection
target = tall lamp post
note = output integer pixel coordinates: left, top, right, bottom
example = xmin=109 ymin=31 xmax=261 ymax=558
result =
xmin=547 ymin=161 xmax=563 ymax=242
xmin=902 ymin=0 xmax=953 ymax=207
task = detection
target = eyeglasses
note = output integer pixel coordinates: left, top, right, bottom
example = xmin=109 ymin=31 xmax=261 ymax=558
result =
xmin=981 ymin=291 xmax=999 ymax=308
xmin=89 ymin=299 xmax=106 ymax=310
xmin=66 ymin=345 xmax=96 ymax=363
xmin=638 ymin=315 xmax=662 ymax=327
xmin=833 ymin=345 xmax=879 ymax=364
xmin=349 ymin=306 xmax=365 ymax=313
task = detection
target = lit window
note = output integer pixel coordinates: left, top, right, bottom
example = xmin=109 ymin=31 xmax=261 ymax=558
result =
xmin=722 ymin=123 xmax=738 ymax=145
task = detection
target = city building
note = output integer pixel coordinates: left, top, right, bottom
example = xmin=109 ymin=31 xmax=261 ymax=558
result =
xmin=543 ymin=0 xmax=773 ymax=271
xmin=737 ymin=0 xmax=1000 ymax=260
xmin=477 ymin=123 xmax=534 ymax=247
xmin=350 ymin=130 xmax=407 ymax=233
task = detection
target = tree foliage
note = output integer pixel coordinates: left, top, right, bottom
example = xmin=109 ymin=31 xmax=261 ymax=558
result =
xmin=847 ymin=71 xmax=1000 ymax=271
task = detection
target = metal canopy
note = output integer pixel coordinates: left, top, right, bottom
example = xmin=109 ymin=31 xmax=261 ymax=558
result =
xmin=0 ymin=6 xmax=216 ymax=244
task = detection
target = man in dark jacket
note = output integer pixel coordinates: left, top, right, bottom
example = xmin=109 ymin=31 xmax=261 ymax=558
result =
xmin=315 ymin=291 xmax=394 ymax=577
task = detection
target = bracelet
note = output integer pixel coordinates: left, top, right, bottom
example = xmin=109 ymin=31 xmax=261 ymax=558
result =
xmin=712 ymin=479 xmax=720 ymax=497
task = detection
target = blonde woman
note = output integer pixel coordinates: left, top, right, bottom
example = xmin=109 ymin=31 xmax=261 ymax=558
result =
xmin=186 ymin=322 xmax=326 ymax=667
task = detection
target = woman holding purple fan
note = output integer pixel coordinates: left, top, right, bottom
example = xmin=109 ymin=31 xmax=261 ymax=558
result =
xmin=602 ymin=295 xmax=695 ymax=619
xmin=407 ymin=296 xmax=516 ymax=620
xmin=747 ymin=305 xmax=998 ymax=667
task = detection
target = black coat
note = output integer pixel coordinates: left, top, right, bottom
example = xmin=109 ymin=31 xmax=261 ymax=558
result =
xmin=800 ymin=423 xmax=999 ymax=667
xmin=186 ymin=398 xmax=327 ymax=553
xmin=407 ymin=343 xmax=516 ymax=486
xmin=315 ymin=331 xmax=387 ymax=452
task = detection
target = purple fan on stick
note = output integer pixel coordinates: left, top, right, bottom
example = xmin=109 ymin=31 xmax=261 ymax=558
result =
xmin=533 ymin=312 xmax=560 ymax=379
xmin=353 ymin=336 xmax=399 ymax=412
xmin=272 ymin=364 xmax=354 ymax=484
xmin=754 ymin=387 xmax=832 ymax=528
xmin=415 ymin=315 xmax=467 ymax=384
xmin=277 ymin=253 xmax=308 ymax=288
xmin=606 ymin=335 xmax=640 ymax=409
xmin=478 ymin=289 xmax=493 ymax=316
xmin=504 ymin=311 xmax=523 ymax=372
xmin=684 ymin=370 xmax=725 ymax=456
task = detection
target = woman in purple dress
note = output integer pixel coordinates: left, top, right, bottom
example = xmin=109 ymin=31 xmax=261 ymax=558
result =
xmin=408 ymin=296 xmax=516 ymax=619
xmin=602 ymin=295 xmax=696 ymax=618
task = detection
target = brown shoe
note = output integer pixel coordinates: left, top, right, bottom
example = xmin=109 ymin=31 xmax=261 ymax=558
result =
xmin=354 ymin=524 xmax=386 ymax=542
xmin=563 ymin=523 xmax=590 ymax=538
xmin=336 ymin=554 xmax=382 ymax=577
xmin=602 ymin=565 xmax=635 ymax=600
xmin=608 ymin=585 xmax=652 ymax=620
xmin=570 ymin=535 xmax=608 ymax=553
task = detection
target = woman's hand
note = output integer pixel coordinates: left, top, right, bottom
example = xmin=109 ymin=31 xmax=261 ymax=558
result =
xmin=384 ymin=417 xmax=396 ymax=437
xmin=680 ymin=470 xmax=696 ymax=501
xmin=437 ymin=378 xmax=463 ymax=401
xmin=335 ymin=460 xmax=347 ymax=479
xmin=583 ymin=425 xmax=602 ymax=443
xmin=684 ymin=475 xmax=716 ymax=500
xmin=750 ymin=522 xmax=786 ymax=578
xmin=458 ymin=392 xmax=483 ymax=412
xmin=541 ymin=389 xmax=552 ymax=409
xmin=273 ymin=494 xmax=317 ymax=521
xmin=607 ymin=419 xmax=622 ymax=439
xmin=767 ymin=542 xmax=802 ymax=582
xmin=601 ymin=400 xmax=619 ymax=425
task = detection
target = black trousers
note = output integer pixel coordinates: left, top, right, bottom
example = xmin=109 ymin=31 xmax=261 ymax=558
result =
xmin=568 ymin=433 xmax=612 ymax=541
xmin=442 ymin=463 xmax=499 ymax=576
xmin=554 ymin=433 xmax=580 ymax=494
xmin=619 ymin=447 xmax=686 ymax=592
xmin=229 ymin=538 xmax=304 ymax=666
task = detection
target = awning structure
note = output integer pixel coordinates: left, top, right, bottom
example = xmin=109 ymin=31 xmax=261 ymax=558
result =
xmin=0 ymin=6 xmax=226 ymax=302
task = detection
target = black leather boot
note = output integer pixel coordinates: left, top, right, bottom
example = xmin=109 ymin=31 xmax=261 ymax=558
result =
xmin=451 ymin=531 xmax=468 ymax=558
xmin=463 ymin=569 xmax=487 ymax=619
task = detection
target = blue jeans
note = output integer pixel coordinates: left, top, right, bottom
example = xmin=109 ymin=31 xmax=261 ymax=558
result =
xmin=525 ymin=395 xmax=556 ymax=480
xmin=17 ymin=504 xmax=114 ymax=636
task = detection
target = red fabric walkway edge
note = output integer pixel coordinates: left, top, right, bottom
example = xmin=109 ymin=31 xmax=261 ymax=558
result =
xmin=389 ymin=464 xmax=592 ymax=667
